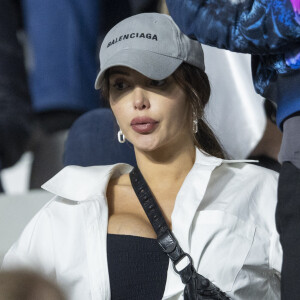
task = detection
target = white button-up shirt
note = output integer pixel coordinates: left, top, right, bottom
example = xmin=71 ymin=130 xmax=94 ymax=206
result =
xmin=2 ymin=149 xmax=282 ymax=299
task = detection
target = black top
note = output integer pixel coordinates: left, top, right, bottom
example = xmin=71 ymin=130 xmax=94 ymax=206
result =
xmin=107 ymin=234 xmax=169 ymax=300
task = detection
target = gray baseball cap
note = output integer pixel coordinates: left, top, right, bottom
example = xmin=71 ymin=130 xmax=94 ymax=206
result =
xmin=94 ymin=13 xmax=205 ymax=89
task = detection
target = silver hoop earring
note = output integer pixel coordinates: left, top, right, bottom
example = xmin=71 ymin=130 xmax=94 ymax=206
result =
xmin=192 ymin=112 xmax=198 ymax=134
xmin=118 ymin=130 xmax=126 ymax=143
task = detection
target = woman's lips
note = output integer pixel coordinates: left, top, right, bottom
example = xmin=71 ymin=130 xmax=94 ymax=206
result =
xmin=130 ymin=117 xmax=159 ymax=134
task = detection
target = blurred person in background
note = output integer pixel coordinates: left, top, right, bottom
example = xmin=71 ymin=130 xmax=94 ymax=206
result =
xmin=166 ymin=0 xmax=300 ymax=298
xmin=0 ymin=269 xmax=66 ymax=300
xmin=0 ymin=0 xmax=33 ymax=193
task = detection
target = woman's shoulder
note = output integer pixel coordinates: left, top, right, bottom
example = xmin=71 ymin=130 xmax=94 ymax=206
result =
xmin=196 ymin=149 xmax=279 ymax=183
xmin=214 ymin=161 xmax=279 ymax=207
xmin=206 ymin=162 xmax=279 ymax=232
xmin=218 ymin=161 xmax=279 ymax=185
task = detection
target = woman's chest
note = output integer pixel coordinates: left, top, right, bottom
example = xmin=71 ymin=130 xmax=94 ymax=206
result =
xmin=106 ymin=184 xmax=175 ymax=238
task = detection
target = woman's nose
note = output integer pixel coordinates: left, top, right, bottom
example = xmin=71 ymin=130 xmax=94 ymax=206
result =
xmin=133 ymin=87 xmax=150 ymax=110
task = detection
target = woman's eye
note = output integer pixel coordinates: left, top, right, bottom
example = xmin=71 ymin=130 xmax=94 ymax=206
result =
xmin=150 ymin=79 xmax=166 ymax=87
xmin=112 ymin=81 xmax=128 ymax=90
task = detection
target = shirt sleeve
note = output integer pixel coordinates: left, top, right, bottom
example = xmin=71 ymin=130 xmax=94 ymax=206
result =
xmin=269 ymin=230 xmax=283 ymax=275
xmin=1 ymin=203 xmax=56 ymax=279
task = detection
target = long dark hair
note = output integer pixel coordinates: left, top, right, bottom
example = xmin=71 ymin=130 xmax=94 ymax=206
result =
xmin=172 ymin=63 xmax=225 ymax=158
xmin=100 ymin=63 xmax=225 ymax=159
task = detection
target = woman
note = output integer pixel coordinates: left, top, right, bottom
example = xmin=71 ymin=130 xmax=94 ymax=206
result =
xmin=2 ymin=13 xmax=281 ymax=299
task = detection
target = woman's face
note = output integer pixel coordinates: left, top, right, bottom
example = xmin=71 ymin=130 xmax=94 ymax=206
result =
xmin=108 ymin=66 xmax=193 ymax=152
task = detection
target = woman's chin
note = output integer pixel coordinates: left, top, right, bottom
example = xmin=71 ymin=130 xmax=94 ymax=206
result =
xmin=134 ymin=143 xmax=159 ymax=153
xmin=132 ymin=138 xmax=161 ymax=153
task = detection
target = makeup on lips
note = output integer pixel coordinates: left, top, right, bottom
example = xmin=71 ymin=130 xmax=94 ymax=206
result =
xmin=130 ymin=117 xmax=159 ymax=134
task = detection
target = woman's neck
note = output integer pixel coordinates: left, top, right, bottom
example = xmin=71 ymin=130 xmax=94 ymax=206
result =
xmin=134 ymin=142 xmax=196 ymax=192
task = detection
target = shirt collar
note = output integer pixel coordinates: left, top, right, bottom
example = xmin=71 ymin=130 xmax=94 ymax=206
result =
xmin=41 ymin=163 xmax=133 ymax=202
xmin=41 ymin=148 xmax=253 ymax=202
xmin=195 ymin=148 xmax=255 ymax=166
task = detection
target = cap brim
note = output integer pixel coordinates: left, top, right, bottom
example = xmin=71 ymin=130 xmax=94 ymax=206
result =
xmin=94 ymin=49 xmax=183 ymax=89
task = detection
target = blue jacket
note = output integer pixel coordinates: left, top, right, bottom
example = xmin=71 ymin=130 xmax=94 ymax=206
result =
xmin=166 ymin=0 xmax=300 ymax=128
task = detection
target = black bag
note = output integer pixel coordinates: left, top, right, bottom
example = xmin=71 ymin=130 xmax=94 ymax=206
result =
xmin=130 ymin=167 xmax=231 ymax=300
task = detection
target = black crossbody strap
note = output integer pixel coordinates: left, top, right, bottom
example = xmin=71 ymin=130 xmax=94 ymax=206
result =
xmin=129 ymin=167 xmax=168 ymax=236
xmin=129 ymin=167 xmax=186 ymax=263
xmin=129 ymin=167 xmax=231 ymax=300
